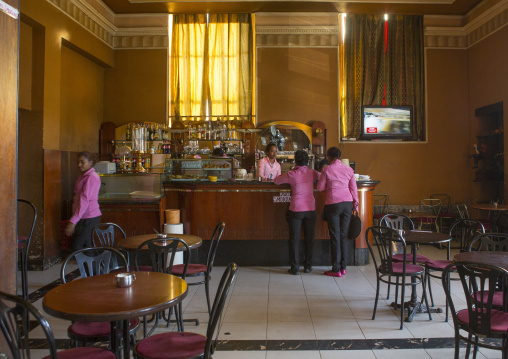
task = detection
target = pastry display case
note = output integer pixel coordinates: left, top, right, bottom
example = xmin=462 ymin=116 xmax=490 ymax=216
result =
xmin=164 ymin=157 xmax=234 ymax=181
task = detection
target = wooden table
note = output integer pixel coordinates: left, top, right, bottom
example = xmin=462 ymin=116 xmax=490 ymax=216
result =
xmin=119 ymin=233 xmax=202 ymax=252
xmin=454 ymin=251 xmax=508 ymax=270
xmin=43 ymin=272 xmax=187 ymax=358
xmin=470 ymin=204 xmax=508 ymax=231
xmin=402 ymin=230 xmax=452 ymax=322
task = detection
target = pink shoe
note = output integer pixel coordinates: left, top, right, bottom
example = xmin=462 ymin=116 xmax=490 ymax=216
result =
xmin=324 ymin=270 xmax=342 ymax=277
xmin=340 ymin=269 xmax=346 ymax=276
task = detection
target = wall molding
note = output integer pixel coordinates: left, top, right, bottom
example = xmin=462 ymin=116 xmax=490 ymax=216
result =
xmin=424 ymin=0 xmax=508 ymax=48
xmin=46 ymin=0 xmax=507 ymax=50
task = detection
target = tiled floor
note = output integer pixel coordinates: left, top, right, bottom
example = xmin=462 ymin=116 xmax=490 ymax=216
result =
xmin=19 ymin=243 xmax=503 ymax=359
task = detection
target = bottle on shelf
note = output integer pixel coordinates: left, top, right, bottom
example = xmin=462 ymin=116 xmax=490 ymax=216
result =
xmin=126 ymin=124 xmax=131 ymax=141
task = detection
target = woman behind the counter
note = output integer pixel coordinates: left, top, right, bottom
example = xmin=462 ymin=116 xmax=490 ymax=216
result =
xmin=257 ymin=143 xmax=281 ymax=181
xmin=274 ymin=150 xmax=320 ymax=275
xmin=317 ymin=147 xmax=358 ymax=277
xmin=64 ymin=151 xmax=102 ymax=250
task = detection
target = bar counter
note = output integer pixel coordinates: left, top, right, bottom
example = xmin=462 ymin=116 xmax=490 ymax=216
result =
xmin=164 ymin=179 xmax=379 ymax=266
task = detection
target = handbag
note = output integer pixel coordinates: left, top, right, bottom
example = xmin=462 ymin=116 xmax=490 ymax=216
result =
xmin=347 ymin=213 xmax=362 ymax=240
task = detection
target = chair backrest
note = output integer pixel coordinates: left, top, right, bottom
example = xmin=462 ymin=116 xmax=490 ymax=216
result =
xmin=91 ymin=222 xmax=126 ymax=248
xmin=430 ymin=193 xmax=451 ymax=211
xmin=17 ymin=199 xmax=37 ymax=252
xmin=373 ymin=194 xmax=390 ymax=216
xmin=468 ymin=233 xmax=508 ymax=252
xmin=380 ymin=214 xmax=415 ymax=231
xmin=455 ymin=202 xmax=470 ymax=219
xmin=419 ymin=199 xmax=442 ymax=217
xmin=0 ymin=290 xmax=59 ymax=359
xmin=61 ymin=247 xmax=128 ymax=283
xmin=365 ymin=226 xmax=407 ymax=275
xmin=441 ymin=261 xmax=508 ymax=338
xmin=449 ymin=219 xmax=485 ymax=252
xmin=206 ymin=222 xmax=226 ymax=274
xmin=134 ymin=238 xmax=190 ymax=277
xmin=204 ymin=263 xmax=238 ymax=359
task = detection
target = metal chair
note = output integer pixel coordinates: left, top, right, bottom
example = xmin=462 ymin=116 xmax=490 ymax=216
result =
xmin=365 ymin=226 xmax=431 ymax=330
xmin=134 ymin=237 xmax=191 ymax=336
xmin=430 ymin=194 xmax=456 ymax=233
xmin=17 ymin=199 xmax=37 ymax=300
xmin=450 ymin=219 xmax=486 ymax=252
xmin=172 ymin=221 xmax=225 ymax=314
xmin=60 ymin=247 xmax=139 ymax=347
xmin=442 ymin=261 xmax=508 ymax=359
xmin=91 ymin=222 xmax=128 ymax=267
xmin=134 ymin=263 xmax=238 ymax=359
xmin=415 ymin=199 xmax=442 ymax=232
xmin=469 ymin=233 xmax=508 ymax=252
xmin=0 ymin=291 xmax=116 ymax=359
xmin=372 ymin=194 xmax=390 ymax=225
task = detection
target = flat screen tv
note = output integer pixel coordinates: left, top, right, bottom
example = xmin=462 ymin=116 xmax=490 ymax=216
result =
xmin=360 ymin=105 xmax=413 ymax=140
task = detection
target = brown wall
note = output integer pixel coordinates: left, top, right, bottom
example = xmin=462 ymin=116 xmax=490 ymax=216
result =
xmin=104 ymin=49 xmax=168 ymax=126
xmin=467 ymin=26 xmax=508 ymax=203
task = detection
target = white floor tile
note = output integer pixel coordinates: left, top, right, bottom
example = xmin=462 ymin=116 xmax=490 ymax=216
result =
xmin=266 ymin=350 xmax=321 ymax=359
xmin=320 ymin=350 xmax=377 ymax=359
xmin=266 ymin=321 xmax=316 ymax=339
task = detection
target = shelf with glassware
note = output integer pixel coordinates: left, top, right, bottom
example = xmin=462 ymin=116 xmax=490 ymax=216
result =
xmin=163 ymin=157 xmax=235 ymax=181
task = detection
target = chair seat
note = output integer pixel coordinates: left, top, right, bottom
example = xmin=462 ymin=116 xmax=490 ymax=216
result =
xmin=135 ymin=332 xmax=206 ymax=359
xmin=472 ymin=291 xmax=504 ymax=308
xmin=426 ymin=259 xmax=454 ymax=270
xmin=42 ymin=347 xmax=116 ymax=359
xmin=392 ymin=253 xmax=430 ymax=264
xmin=414 ymin=217 xmax=437 ymax=224
xmin=373 ymin=214 xmax=384 ymax=219
xmin=380 ymin=262 xmax=424 ymax=275
xmin=457 ymin=308 xmax=508 ymax=333
xmin=172 ymin=263 xmax=207 ymax=275
xmin=440 ymin=213 xmax=455 ymax=219
xmin=69 ymin=318 xmax=139 ymax=337
xmin=18 ymin=236 xmax=28 ymax=249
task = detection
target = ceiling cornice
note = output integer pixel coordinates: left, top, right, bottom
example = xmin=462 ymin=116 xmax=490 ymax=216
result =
xmin=46 ymin=0 xmax=507 ymax=50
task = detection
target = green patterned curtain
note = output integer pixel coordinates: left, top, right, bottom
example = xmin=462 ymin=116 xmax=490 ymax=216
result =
xmin=386 ymin=15 xmax=425 ymax=140
xmin=344 ymin=14 xmax=424 ymax=140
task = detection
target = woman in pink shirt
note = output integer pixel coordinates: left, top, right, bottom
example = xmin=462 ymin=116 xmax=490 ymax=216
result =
xmin=274 ymin=150 xmax=320 ymax=275
xmin=317 ymin=147 xmax=358 ymax=277
xmin=257 ymin=143 xmax=281 ymax=181
xmin=64 ymin=152 xmax=102 ymax=250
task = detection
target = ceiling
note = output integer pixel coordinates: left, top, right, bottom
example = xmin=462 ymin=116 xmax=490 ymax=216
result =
xmin=99 ymin=0 xmax=485 ymax=17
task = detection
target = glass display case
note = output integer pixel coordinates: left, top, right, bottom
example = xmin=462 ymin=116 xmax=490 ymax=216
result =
xmin=164 ymin=157 xmax=234 ymax=181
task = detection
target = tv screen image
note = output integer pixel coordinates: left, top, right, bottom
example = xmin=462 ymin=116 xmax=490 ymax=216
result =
xmin=361 ymin=106 xmax=413 ymax=139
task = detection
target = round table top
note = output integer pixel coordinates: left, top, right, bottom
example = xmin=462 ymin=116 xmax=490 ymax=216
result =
xmin=453 ymin=251 xmax=508 ymax=270
xmin=403 ymin=230 xmax=452 ymax=245
xmin=470 ymin=204 xmax=508 ymax=211
xmin=43 ymin=272 xmax=187 ymax=322
xmin=119 ymin=233 xmax=202 ymax=252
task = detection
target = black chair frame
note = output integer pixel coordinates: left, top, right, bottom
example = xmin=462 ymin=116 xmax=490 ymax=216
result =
xmin=17 ymin=199 xmax=37 ymax=300
xmin=91 ymin=222 xmax=128 ymax=267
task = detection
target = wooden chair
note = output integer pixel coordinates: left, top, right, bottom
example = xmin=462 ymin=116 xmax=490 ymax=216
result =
xmin=365 ymin=226 xmax=431 ymax=330
xmin=442 ymin=261 xmax=508 ymax=359
xmin=60 ymin=247 xmax=139 ymax=347
xmin=430 ymin=194 xmax=455 ymax=232
xmin=134 ymin=263 xmax=238 ymax=359
xmin=0 ymin=290 xmax=115 ymax=359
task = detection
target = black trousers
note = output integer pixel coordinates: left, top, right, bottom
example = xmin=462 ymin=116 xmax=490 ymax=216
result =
xmin=286 ymin=210 xmax=317 ymax=269
xmin=324 ymin=202 xmax=352 ymax=272
xmin=72 ymin=216 xmax=101 ymax=251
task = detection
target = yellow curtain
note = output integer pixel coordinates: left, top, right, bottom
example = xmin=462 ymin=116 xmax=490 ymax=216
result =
xmin=171 ymin=14 xmax=208 ymax=119
xmin=208 ymin=14 xmax=253 ymax=118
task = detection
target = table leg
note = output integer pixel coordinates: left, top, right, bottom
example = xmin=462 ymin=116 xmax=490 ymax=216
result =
xmin=123 ymin=319 xmax=131 ymax=359
xmin=110 ymin=321 xmax=119 ymax=357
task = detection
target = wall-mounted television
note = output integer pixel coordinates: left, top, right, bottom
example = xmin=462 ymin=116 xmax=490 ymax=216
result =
xmin=360 ymin=105 xmax=413 ymax=140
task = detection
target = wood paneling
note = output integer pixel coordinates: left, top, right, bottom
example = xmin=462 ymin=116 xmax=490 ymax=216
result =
xmin=43 ymin=150 xmax=62 ymax=266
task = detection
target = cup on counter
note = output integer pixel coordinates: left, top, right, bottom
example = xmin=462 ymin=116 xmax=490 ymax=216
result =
xmin=354 ymin=174 xmax=360 ymax=181
xmin=115 ymin=273 xmax=136 ymax=288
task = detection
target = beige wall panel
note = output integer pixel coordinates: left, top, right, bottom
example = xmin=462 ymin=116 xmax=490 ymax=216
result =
xmin=60 ymin=45 xmax=104 ymax=153
xmin=257 ymin=47 xmax=338 ymax=144
xmin=104 ymin=49 xmax=168 ymax=126
xmin=467 ymin=26 xmax=508 ymax=203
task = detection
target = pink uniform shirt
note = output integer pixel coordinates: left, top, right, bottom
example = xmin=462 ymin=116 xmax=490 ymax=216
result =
xmin=317 ymin=159 xmax=359 ymax=210
xmin=257 ymin=157 xmax=281 ymax=180
xmin=69 ymin=167 xmax=102 ymax=224
xmin=274 ymin=166 xmax=320 ymax=212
